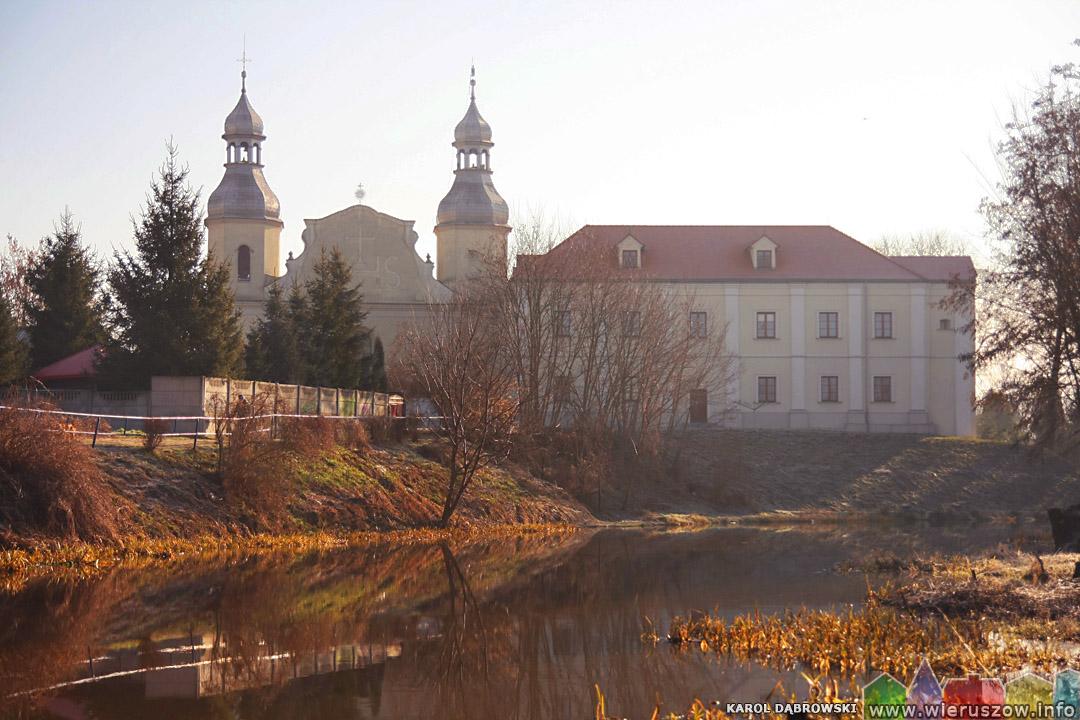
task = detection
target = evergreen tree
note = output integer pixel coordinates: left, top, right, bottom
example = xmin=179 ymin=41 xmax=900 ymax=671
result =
xmin=0 ymin=292 xmax=27 ymax=385
xmin=100 ymin=145 xmax=244 ymax=387
xmin=246 ymin=283 xmax=306 ymax=383
xmin=301 ymin=248 xmax=369 ymax=388
xmin=367 ymin=336 xmax=387 ymax=392
xmin=24 ymin=211 xmax=106 ymax=370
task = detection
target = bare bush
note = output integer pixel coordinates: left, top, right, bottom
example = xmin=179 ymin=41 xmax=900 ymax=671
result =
xmin=207 ymin=393 xmax=293 ymax=526
xmin=334 ymin=418 xmax=371 ymax=454
xmin=279 ymin=415 xmax=335 ymax=456
xmin=365 ymin=416 xmax=405 ymax=445
xmin=0 ymin=394 xmax=118 ymax=541
xmin=142 ymin=418 xmax=170 ymax=452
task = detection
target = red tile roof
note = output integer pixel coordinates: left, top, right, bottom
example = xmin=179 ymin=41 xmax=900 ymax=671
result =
xmin=532 ymin=225 xmax=975 ymax=282
xmin=31 ymin=346 xmax=101 ymax=382
xmin=890 ymin=255 xmax=976 ymax=282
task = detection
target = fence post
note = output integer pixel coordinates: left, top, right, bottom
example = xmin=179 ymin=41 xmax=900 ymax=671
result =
xmin=193 ymin=419 xmax=199 ymax=450
xmin=316 ymin=387 xmax=322 ymax=416
xmin=335 ymin=388 xmax=340 ymax=417
xmin=92 ymin=416 xmax=100 ymax=448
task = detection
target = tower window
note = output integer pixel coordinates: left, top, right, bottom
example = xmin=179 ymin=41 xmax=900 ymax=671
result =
xmin=237 ymin=245 xmax=252 ymax=281
xmin=621 ymin=250 xmax=639 ymax=268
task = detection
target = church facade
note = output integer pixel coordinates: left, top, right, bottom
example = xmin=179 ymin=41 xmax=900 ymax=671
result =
xmin=205 ymin=66 xmax=508 ymax=348
xmin=202 ymin=66 xmax=975 ymax=435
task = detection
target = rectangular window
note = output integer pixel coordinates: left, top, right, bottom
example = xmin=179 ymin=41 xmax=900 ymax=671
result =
xmin=757 ymin=376 xmax=777 ymax=404
xmin=756 ymin=249 xmax=773 ymax=269
xmin=554 ymin=310 xmax=571 ymax=337
xmin=756 ymin=311 xmax=776 ymax=339
xmin=689 ymin=311 xmax=707 ymax=338
xmin=939 ymin=318 xmax=952 ymax=331
xmin=873 ymin=376 xmax=892 ymax=403
xmin=621 ymin=249 xmax=639 ymax=268
xmin=623 ymin=310 xmax=641 ymax=337
xmin=625 ymin=378 xmax=640 ymax=402
xmin=874 ymin=312 xmax=893 ymax=339
xmin=820 ymin=376 xmax=839 ymax=403
xmin=818 ymin=311 xmax=839 ymax=338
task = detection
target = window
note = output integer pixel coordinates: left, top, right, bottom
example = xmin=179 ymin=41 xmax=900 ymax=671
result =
xmin=757 ymin=376 xmax=777 ymax=404
xmin=939 ymin=318 xmax=952 ymax=331
xmin=621 ymin=249 xmax=639 ymax=268
xmin=623 ymin=310 xmax=641 ymax=337
xmin=873 ymin=312 xmax=893 ymax=339
xmin=756 ymin=249 xmax=773 ymax=269
xmin=237 ymin=245 xmax=252 ymax=281
xmin=689 ymin=389 xmax=708 ymax=423
xmin=625 ymin=378 xmax=640 ymax=402
xmin=554 ymin=310 xmax=572 ymax=337
xmin=818 ymin=312 xmax=839 ymax=338
xmin=873 ymin=376 xmax=892 ymax=403
xmin=689 ymin=311 xmax=707 ymax=338
xmin=820 ymin=376 xmax=839 ymax=403
xmin=756 ymin=312 xmax=776 ymax=339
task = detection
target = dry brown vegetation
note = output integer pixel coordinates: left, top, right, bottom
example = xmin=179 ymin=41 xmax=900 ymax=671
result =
xmin=0 ymin=395 xmax=119 ymax=542
xmin=141 ymin=417 xmax=170 ymax=451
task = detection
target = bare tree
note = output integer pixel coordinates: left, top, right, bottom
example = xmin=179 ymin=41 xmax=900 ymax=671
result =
xmin=946 ymin=56 xmax=1080 ymax=449
xmin=0 ymin=235 xmax=39 ymax=327
xmin=392 ymin=284 xmax=519 ymax=526
xmin=873 ymin=230 xmax=968 ymax=257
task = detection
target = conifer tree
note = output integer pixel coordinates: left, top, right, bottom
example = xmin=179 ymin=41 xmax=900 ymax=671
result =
xmin=0 ymin=292 xmax=27 ymax=385
xmin=246 ymin=283 xmax=306 ymax=383
xmin=301 ymin=248 xmax=369 ymax=389
xmin=367 ymin=336 xmax=387 ymax=392
xmin=100 ymin=145 xmax=244 ymax=387
xmin=24 ymin=211 xmax=106 ymax=370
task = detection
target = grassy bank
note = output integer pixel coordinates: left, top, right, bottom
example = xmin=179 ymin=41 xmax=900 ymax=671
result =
xmin=624 ymin=428 xmax=1080 ymax=521
xmin=0 ymin=434 xmax=592 ymax=549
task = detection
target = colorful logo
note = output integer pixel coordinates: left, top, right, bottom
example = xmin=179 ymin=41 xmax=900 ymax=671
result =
xmin=862 ymin=663 xmax=1080 ymax=719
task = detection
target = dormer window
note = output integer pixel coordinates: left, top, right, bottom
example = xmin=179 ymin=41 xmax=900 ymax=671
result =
xmin=749 ymin=236 xmax=778 ymax=270
xmin=616 ymin=234 xmax=644 ymax=270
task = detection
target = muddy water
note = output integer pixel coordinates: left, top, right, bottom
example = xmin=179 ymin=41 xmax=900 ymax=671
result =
xmin=0 ymin=522 xmax=1049 ymax=719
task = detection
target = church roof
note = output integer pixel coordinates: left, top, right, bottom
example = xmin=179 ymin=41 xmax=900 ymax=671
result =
xmin=454 ymin=98 xmax=492 ymax=144
xmin=526 ymin=225 xmax=975 ymax=282
xmin=224 ymin=89 xmax=264 ymax=138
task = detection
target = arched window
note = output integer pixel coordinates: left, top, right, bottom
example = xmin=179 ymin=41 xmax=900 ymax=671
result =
xmin=237 ymin=245 xmax=252 ymax=281
xmin=482 ymin=150 xmax=489 ymax=169
xmin=240 ymin=143 xmax=250 ymax=163
xmin=227 ymin=143 xmax=235 ymax=163
xmin=254 ymin=143 xmax=261 ymax=164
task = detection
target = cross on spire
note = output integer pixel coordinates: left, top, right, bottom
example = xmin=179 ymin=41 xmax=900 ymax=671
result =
xmin=238 ymin=37 xmax=251 ymax=92
xmin=470 ymin=64 xmax=476 ymax=101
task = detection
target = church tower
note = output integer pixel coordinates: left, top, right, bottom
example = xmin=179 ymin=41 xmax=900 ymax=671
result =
xmin=206 ymin=65 xmax=283 ymax=324
xmin=435 ymin=67 xmax=510 ymax=287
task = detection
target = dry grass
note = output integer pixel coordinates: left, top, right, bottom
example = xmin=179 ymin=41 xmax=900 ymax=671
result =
xmin=280 ymin=415 xmax=336 ymax=455
xmin=0 ymin=523 xmax=578 ymax=591
xmin=0 ymin=396 xmax=119 ymax=543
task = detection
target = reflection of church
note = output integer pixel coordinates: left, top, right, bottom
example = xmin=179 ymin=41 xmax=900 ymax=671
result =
xmin=205 ymin=66 xmax=510 ymax=348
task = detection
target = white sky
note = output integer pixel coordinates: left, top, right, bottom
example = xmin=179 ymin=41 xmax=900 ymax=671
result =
xmin=1 ymin=0 xmax=1078 ymax=267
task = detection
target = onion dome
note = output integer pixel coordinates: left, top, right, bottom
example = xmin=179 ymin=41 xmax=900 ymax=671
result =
xmin=436 ymin=66 xmax=509 ymax=227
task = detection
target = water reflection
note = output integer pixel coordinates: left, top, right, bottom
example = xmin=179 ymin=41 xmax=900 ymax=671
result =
xmin=0 ymin=521 xmax=1049 ymax=719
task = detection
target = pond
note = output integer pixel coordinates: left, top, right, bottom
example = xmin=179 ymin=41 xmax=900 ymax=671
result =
xmin=0 ymin=521 xmax=1050 ymax=719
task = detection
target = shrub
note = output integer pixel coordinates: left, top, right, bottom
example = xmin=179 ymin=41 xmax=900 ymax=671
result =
xmin=142 ymin=418 xmax=171 ymax=451
xmin=335 ymin=418 xmax=370 ymax=454
xmin=280 ymin=416 xmax=335 ymax=456
xmin=0 ymin=395 xmax=118 ymax=541
xmin=209 ymin=393 xmax=294 ymax=528
xmin=365 ymin=416 xmax=405 ymax=445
